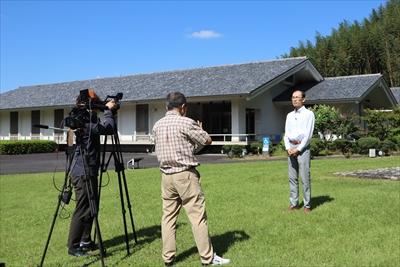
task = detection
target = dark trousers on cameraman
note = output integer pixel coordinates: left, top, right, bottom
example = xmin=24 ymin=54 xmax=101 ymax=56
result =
xmin=68 ymin=175 xmax=98 ymax=249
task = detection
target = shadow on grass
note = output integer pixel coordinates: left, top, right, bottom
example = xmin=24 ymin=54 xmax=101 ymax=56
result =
xmin=81 ymin=224 xmax=163 ymax=265
xmin=310 ymin=195 xmax=334 ymax=210
xmin=175 ymin=230 xmax=250 ymax=263
xmin=104 ymin=224 xmax=161 ymax=248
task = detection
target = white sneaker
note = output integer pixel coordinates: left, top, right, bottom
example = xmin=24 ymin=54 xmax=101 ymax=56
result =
xmin=212 ymin=253 xmax=230 ymax=265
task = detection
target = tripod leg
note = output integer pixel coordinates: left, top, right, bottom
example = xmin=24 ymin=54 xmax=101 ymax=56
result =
xmin=111 ymin=132 xmax=138 ymax=252
xmin=40 ymin=146 xmax=74 ymax=267
xmin=121 ymin=170 xmax=138 ymax=243
xmin=84 ymin=175 xmax=106 ymax=267
xmin=39 ymin=193 xmax=63 ymax=267
xmin=93 ymin=217 xmax=106 ymax=267
xmin=117 ymin=172 xmax=131 ymax=254
xmin=94 ymin=150 xmax=113 ymax=244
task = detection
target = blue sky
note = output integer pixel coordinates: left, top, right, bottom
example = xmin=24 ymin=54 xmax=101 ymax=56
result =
xmin=0 ymin=0 xmax=387 ymax=93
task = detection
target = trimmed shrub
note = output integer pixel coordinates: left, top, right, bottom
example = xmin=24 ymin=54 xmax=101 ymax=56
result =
xmin=0 ymin=140 xmax=57 ymax=155
xmin=222 ymin=145 xmax=246 ymax=158
xmin=270 ymin=139 xmax=286 ymax=156
xmin=333 ymin=139 xmax=353 ymax=158
xmin=379 ymin=139 xmax=397 ymax=155
xmin=389 ymin=135 xmax=400 ymax=149
xmin=356 ymin=137 xmax=380 ymax=154
xmin=325 ymin=141 xmax=337 ymax=152
xmin=231 ymin=145 xmax=245 ymax=157
xmin=222 ymin=145 xmax=232 ymax=154
xmin=310 ymin=138 xmax=325 ymax=157
xmin=248 ymin=141 xmax=263 ymax=155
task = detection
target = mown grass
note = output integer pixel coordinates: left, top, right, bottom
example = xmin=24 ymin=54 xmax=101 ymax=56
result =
xmin=0 ymin=156 xmax=399 ymax=266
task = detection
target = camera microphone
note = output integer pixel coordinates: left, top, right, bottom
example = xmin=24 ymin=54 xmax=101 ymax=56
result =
xmin=34 ymin=124 xmax=49 ymax=129
xmin=33 ymin=124 xmax=71 ymax=132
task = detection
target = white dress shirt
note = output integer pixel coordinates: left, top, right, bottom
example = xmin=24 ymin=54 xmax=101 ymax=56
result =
xmin=284 ymin=106 xmax=315 ymax=152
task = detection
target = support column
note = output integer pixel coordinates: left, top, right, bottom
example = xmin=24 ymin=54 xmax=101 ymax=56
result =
xmin=231 ymin=99 xmax=245 ymax=142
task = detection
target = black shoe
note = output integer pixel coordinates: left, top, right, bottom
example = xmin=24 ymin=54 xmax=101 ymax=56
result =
xmin=80 ymin=241 xmax=99 ymax=251
xmin=68 ymin=247 xmax=88 ymax=257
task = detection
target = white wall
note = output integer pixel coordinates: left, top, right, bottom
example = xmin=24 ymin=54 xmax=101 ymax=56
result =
xmin=116 ymin=101 xmax=165 ymax=142
xmin=331 ymin=103 xmax=359 ymax=115
xmin=41 ymin=109 xmax=53 ymax=136
xmin=19 ymin=111 xmax=30 ymax=136
xmin=246 ymin=83 xmax=289 ymax=137
xmin=118 ymin=103 xmax=135 ymax=136
xmin=149 ymin=102 xmax=166 ymax=131
xmin=231 ymin=98 xmax=246 ymax=141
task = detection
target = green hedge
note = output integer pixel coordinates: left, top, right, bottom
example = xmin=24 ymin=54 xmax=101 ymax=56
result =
xmin=333 ymin=139 xmax=354 ymax=158
xmin=389 ymin=135 xmax=400 ymax=147
xmin=380 ymin=139 xmax=397 ymax=155
xmin=356 ymin=137 xmax=381 ymax=154
xmin=222 ymin=145 xmax=246 ymax=158
xmin=248 ymin=141 xmax=263 ymax=155
xmin=310 ymin=138 xmax=326 ymax=157
xmin=0 ymin=140 xmax=58 ymax=155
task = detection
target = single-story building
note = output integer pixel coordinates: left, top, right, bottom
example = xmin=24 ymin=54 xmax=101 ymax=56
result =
xmin=0 ymin=57 xmax=397 ymax=147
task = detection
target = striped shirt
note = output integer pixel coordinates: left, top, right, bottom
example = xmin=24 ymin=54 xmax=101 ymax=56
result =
xmin=152 ymin=110 xmax=210 ymax=174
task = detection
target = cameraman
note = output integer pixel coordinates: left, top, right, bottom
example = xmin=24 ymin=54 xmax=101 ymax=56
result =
xmin=152 ymin=92 xmax=230 ymax=266
xmin=67 ymin=89 xmax=117 ymax=257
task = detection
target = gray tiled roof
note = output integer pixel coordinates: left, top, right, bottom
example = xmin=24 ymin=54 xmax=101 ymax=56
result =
xmin=0 ymin=57 xmax=307 ymax=110
xmin=390 ymin=87 xmax=400 ymax=104
xmin=274 ymin=74 xmax=383 ymax=102
xmin=306 ymin=74 xmax=382 ymax=101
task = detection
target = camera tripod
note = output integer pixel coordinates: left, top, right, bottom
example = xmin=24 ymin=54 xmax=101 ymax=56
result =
xmin=97 ymin=126 xmax=138 ymax=254
xmin=39 ymin=130 xmax=106 ymax=267
xmin=39 ymin=127 xmax=138 ymax=266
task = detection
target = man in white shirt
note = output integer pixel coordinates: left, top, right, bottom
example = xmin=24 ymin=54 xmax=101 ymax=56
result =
xmin=284 ymin=90 xmax=315 ymax=213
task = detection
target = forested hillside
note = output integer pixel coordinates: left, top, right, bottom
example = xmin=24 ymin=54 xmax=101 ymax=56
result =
xmin=283 ymin=0 xmax=400 ymax=87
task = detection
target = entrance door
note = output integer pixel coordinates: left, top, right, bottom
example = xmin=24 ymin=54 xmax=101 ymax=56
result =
xmin=136 ymin=104 xmax=149 ymax=134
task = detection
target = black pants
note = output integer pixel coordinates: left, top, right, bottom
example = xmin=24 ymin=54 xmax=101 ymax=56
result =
xmin=67 ymin=175 xmax=98 ymax=249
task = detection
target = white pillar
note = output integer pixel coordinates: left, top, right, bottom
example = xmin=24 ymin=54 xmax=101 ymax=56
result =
xmin=231 ymin=99 xmax=245 ymax=142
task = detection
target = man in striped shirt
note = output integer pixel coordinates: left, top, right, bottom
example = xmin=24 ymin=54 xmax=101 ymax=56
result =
xmin=152 ymin=92 xmax=230 ymax=266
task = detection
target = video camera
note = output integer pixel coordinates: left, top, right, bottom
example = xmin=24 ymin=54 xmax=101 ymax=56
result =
xmin=64 ymin=89 xmax=123 ymax=129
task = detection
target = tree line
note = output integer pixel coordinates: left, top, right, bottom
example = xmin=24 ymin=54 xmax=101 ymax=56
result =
xmin=283 ymin=0 xmax=400 ymax=87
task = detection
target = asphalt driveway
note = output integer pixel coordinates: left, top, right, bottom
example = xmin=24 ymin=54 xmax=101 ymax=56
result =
xmin=0 ymin=152 xmax=232 ymax=175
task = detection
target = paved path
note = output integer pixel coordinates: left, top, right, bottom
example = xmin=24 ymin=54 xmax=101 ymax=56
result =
xmin=0 ymin=152 xmax=233 ymax=175
xmin=334 ymin=167 xmax=400 ymax=180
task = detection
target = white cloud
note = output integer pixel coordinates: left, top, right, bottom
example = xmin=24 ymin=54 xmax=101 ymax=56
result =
xmin=190 ymin=30 xmax=222 ymax=39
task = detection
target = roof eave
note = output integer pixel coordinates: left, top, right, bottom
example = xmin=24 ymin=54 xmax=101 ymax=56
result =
xmin=0 ymin=103 xmax=75 ymax=111
xmin=274 ymin=98 xmax=360 ymax=106
xmin=247 ymin=59 xmax=323 ymax=101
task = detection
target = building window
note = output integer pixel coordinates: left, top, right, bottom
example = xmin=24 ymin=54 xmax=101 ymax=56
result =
xmin=202 ymin=102 xmax=231 ymax=141
xmin=136 ymin=104 xmax=149 ymax=134
xmin=246 ymin=109 xmax=255 ymax=141
xmin=54 ymin=109 xmax=64 ymax=134
xmin=10 ymin=111 xmax=18 ymax=135
xmin=31 ymin=110 xmax=40 ymax=134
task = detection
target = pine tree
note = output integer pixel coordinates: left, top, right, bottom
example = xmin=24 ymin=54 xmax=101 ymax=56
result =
xmin=282 ymin=0 xmax=400 ymax=87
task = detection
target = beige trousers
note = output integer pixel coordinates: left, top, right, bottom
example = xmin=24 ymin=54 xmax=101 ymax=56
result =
xmin=161 ymin=169 xmax=214 ymax=264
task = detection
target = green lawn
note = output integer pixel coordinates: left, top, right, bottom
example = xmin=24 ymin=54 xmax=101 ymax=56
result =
xmin=1 ymin=156 xmax=399 ymax=267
